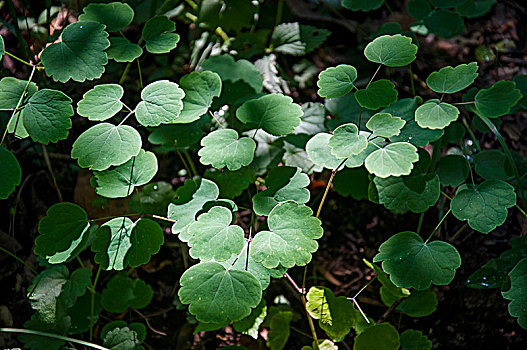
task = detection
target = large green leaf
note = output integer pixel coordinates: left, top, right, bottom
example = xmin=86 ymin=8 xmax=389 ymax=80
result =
xmin=167 ymin=179 xmax=220 ymax=234
xmin=198 ymin=129 xmax=256 ymax=171
xmin=355 ymin=79 xmax=398 ymax=109
xmin=366 ymin=113 xmax=405 ymax=138
xmin=148 ymin=118 xmax=205 ymax=150
xmin=353 ymin=323 xmax=400 ymax=350
xmin=502 ymin=258 xmax=527 ymax=329
xmin=400 ymin=329 xmax=432 ymax=350
xmin=93 ymin=149 xmax=158 ymax=198
xmin=106 ymin=37 xmax=143 ymax=62
xmin=142 ymin=15 xmax=180 ymax=54
xmin=179 ymin=71 xmax=222 ymax=123
xmin=178 ymin=262 xmax=262 ymax=323
xmin=268 ymin=311 xmax=292 ymax=350
xmin=41 ymin=22 xmax=110 ymax=82
xmin=34 ymin=203 xmax=90 ymax=263
xmin=341 ymin=0 xmax=383 ymax=11
xmin=22 ymin=89 xmax=73 ymax=144
xmin=0 ymin=147 xmax=22 ymax=199
xmin=365 ymin=142 xmax=419 ymax=178
xmin=364 ymin=34 xmax=418 ymax=67
xmin=71 ymin=123 xmax=142 ymax=171
xmin=135 ymin=80 xmax=185 ymax=126
xmin=473 ymin=150 xmax=514 ymax=181
xmin=251 ymin=202 xmax=323 ymax=268
xmin=415 ymin=100 xmax=459 ymax=129
xmin=373 ymin=231 xmax=461 ymax=290
xmin=451 ymin=179 xmax=516 ymax=233
xmin=78 ymin=2 xmax=134 ymax=32
xmin=329 ymin=123 xmax=368 ymax=158
xmin=201 ymin=54 xmax=263 ymax=93
xmin=317 ymin=65 xmax=357 ymax=98
xmin=253 ymin=166 xmax=310 ymax=216
xmin=101 ymin=273 xmax=153 ymax=313
xmin=437 ymin=155 xmax=469 ymax=186
xmin=0 ymin=77 xmax=38 ymax=109
xmin=426 ymin=62 xmax=479 ymax=94
xmin=59 ymin=268 xmax=92 ymax=308
xmin=423 ymin=10 xmax=464 ymax=38
xmin=474 ymin=80 xmax=522 ymax=118
xmin=77 ymin=84 xmax=124 ymax=121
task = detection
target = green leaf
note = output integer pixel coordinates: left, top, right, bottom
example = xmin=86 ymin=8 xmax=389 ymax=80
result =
xmin=35 ymin=203 xmax=90 ymax=263
xmin=237 ymin=94 xmax=303 ymax=136
xmin=103 ymin=326 xmax=142 ymax=350
xmin=198 ymin=129 xmax=256 ymax=171
xmin=178 ymin=262 xmax=263 ymax=323
xmin=77 ymin=84 xmax=124 ymax=121
xmin=71 ymin=123 xmax=142 ymax=171
xmin=0 ymin=35 xmax=4 ymax=60
xmin=27 ymin=266 xmax=69 ymax=323
xmin=400 ymin=329 xmax=432 ymax=350
xmin=0 ymin=77 xmax=38 ymax=109
xmin=101 ymin=321 xmax=146 ymax=347
xmin=381 ymin=288 xmax=437 ymax=317
xmin=93 ymin=149 xmax=158 ymax=198
xmin=355 ymin=80 xmax=398 ymax=109
xmin=374 ymin=231 xmax=461 ymax=289
xmin=353 ymin=323 xmax=400 ymax=350
xmin=437 ymin=155 xmax=469 ymax=186
xmin=451 ymin=179 xmax=516 ymax=233
xmin=456 ymin=0 xmax=496 ymax=18
xmin=325 ymin=93 xmax=373 ymax=130
xmin=364 ymin=34 xmax=418 ymax=67
xmin=129 ymin=181 xmax=176 ymax=216
xmin=78 ymin=2 xmax=134 ymax=32
xmin=329 ymin=123 xmax=368 ymax=158
xmin=268 ymin=311 xmax=293 ymax=350
xmin=423 ymin=10 xmax=464 ymax=38
xmin=168 ymin=179 xmax=220 ymax=234
xmin=271 ymin=23 xmax=330 ymax=56
xmin=365 ymin=142 xmax=419 ymax=178
xmin=341 ymin=0 xmax=383 ymax=11
xmin=142 ymin=15 xmax=180 ymax=54
xmin=148 ymin=118 xmax=205 ymax=149
xmin=106 ymin=37 xmax=143 ymax=62
xmin=19 ymin=314 xmax=68 ymax=350
xmin=60 ymin=268 xmax=92 ymax=308
xmin=0 ymin=147 xmax=22 ymax=199
xmin=204 ymin=168 xmax=252 ymax=199
xmin=415 ymin=100 xmax=459 ymax=129
xmin=127 ymin=218 xmax=164 ymax=267
xmin=135 ymin=80 xmax=185 ymax=126
xmin=41 ymin=22 xmax=110 ymax=83
xmin=253 ymin=166 xmax=310 ymax=216
xmin=333 ymin=167 xmax=370 ymax=200
xmin=407 ymin=0 xmax=432 ymax=20
xmin=101 ymin=273 xmax=153 ymax=313
xmin=317 ymin=65 xmax=357 ymax=98
xmin=251 ymin=202 xmax=323 ymax=268
xmin=366 ymin=113 xmax=405 ymax=138
xmin=21 ymin=89 xmax=73 ymax=144
xmin=430 ymin=0 xmax=466 ymax=7
xmin=221 ymin=0 xmax=258 ymax=32
xmin=474 ymin=80 xmax=522 ymax=118
xmin=201 ymin=54 xmax=263 ymax=93
xmin=306 ymin=286 xmax=356 ymax=341
xmin=184 ymin=206 xmax=244 ymax=261
xmin=233 ymin=299 xmax=267 ymax=339
xmin=294 ymin=102 xmax=327 ymax=135
xmin=426 ymin=62 xmax=479 ymax=94
xmin=68 ymin=292 xmax=102 ymax=334
xmin=179 ymin=71 xmax=222 ymax=123
xmin=502 ymin=258 xmax=527 ymax=329
xmin=363 ymin=260 xmax=410 ymax=298
xmin=474 ymin=150 xmax=514 ymax=181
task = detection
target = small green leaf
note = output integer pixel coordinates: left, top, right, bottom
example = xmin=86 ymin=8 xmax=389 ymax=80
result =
xmin=341 ymin=0 xmax=383 ymax=12
xmin=237 ymin=94 xmax=303 ymax=136
xmin=407 ymin=0 xmax=432 ymax=20
xmin=0 ymin=77 xmax=38 ymax=109
xmin=221 ymin=0 xmax=258 ymax=32
xmin=363 ymin=260 xmax=410 ymax=298
xmin=179 ymin=71 xmax=222 ymax=123
xmin=0 ymin=147 xmax=22 ymax=199
xmin=271 ymin=23 xmax=330 ymax=56
xmin=78 ymin=2 xmax=134 ymax=32
xmin=127 ymin=218 xmax=164 ymax=267
xmin=60 ymin=268 xmax=92 ymax=308
xmin=41 ymin=22 xmax=110 ymax=83
xmin=374 ymin=231 xmax=461 ymax=289
xmin=329 ymin=123 xmax=368 ymax=158
xmin=451 ymin=179 xmax=516 ymax=233
xmin=366 ymin=113 xmax=405 ymax=138
xmin=178 ymin=262 xmax=263 ymax=323
xmin=381 ymin=288 xmax=437 ymax=317
xmin=317 ymin=65 xmax=357 ymax=98
xmin=437 ymin=155 xmax=469 ymax=186
xmin=198 ymin=129 xmax=256 ymax=171
xmin=365 ymin=142 xmax=419 ymax=178
xmin=77 ymin=84 xmax=124 ymax=121
xmin=93 ymin=149 xmax=158 ymax=198
xmin=148 ymin=118 xmax=205 ymax=149
xmin=426 ymin=62 xmax=479 ymax=94
xmin=71 ymin=123 xmax=142 ymax=171
xmin=204 ymin=168 xmax=252 ymax=199
xmin=474 ymin=150 xmax=514 ymax=181
xmin=456 ymin=0 xmax=496 ymax=18
xmin=474 ymin=80 xmax=522 ymax=118
xmin=294 ymin=102 xmax=327 ymax=135
xmin=355 ymin=79 xmax=398 ymax=109
xmin=142 ymin=15 xmax=180 ymax=54
xmin=106 ymin=37 xmax=143 ymax=62
xmin=400 ymin=329 xmax=432 ymax=350
xmin=251 ymin=202 xmax=323 ymax=268
xmin=502 ymin=258 xmax=527 ymax=329
xmin=253 ymin=166 xmax=310 ymax=216
xmin=364 ymin=34 xmax=418 ymax=67
xmin=22 ymin=89 xmax=73 ymax=144
xmin=353 ymin=323 xmax=400 ymax=350
xmin=201 ymin=54 xmax=263 ymax=93
xmin=101 ymin=321 xmax=146 ymax=345
xmin=423 ymin=10 xmax=464 ymax=38
xmin=415 ymin=100 xmax=459 ymax=129
xmin=103 ymin=326 xmax=142 ymax=350
xmin=101 ymin=273 xmax=153 ymax=313
xmin=27 ymin=266 xmax=69 ymax=323
xmin=135 ymin=80 xmax=185 ymax=126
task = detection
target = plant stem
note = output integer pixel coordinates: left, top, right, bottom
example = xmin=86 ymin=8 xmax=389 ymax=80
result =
xmin=184 ymin=0 xmax=198 ymax=10
xmin=366 ymin=64 xmax=382 ymax=89
xmin=416 ymin=212 xmax=425 ymax=234
xmin=440 ymin=190 xmax=452 ymax=201
xmin=117 ymin=110 xmax=135 ymax=126
xmin=0 ymin=246 xmax=37 ymax=274
xmin=461 ymin=117 xmax=482 ymax=152
xmin=275 ymin=0 xmax=284 ymax=26
xmin=424 ymin=208 xmax=451 ymax=244
xmin=175 ymin=147 xmax=194 ymax=178
xmin=5 ymin=51 xmax=33 ymax=67
xmin=284 ymin=273 xmax=303 ymax=294
xmin=137 ymin=59 xmax=144 ymax=89
xmin=408 ymin=64 xmax=415 ymax=97
xmin=0 ymin=328 xmax=109 ymax=350
xmin=183 ymin=150 xmax=199 ymax=178
xmin=208 ymin=110 xmax=225 ymax=128
xmin=516 ymin=204 xmax=527 ymax=218
xmin=452 ymin=101 xmax=475 ymax=105
xmin=89 ymin=266 xmax=102 ymax=341
xmin=301 ymin=294 xmax=319 ymax=349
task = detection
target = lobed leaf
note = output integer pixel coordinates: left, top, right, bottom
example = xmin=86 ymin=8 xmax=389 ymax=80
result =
xmin=101 ymin=273 xmax=153 ymax=313
xmin=355 ymin=79 xmax=398 ymax=109
xmin=317 ymin=65 xmax=357 ymax=98
xmin=179 ymin=71 xmax=222 ymax=123
xmin=135 ymin=80 xmax=185 ymax=126
xmin=198 ymin=129 xmax=256 ymax=171
xmin=366 ymin=112 xmax=405 ymax=138
xmin=77 ymin=84 xmax=124 ymax=121
xmin=415 ymin=100 xmax=459 ymax=129
xmin=329 ymin=123 xmax=368 ymax=159
xmin=0 ymin=147 xmax=22 ymax=199
xmin=106 ymin=37 xmax=143 ymax=62
xmin=365 ymin=142 xmax=419 ymax=178
xmin=78 ymin=2 xmax=134 ymax=32
xmin=364 ymin=34 xmax=418 ymax=67
xmin=426 ymin=62 xmax=479 ymax=94
xmin=502 ymin=258 xmax=527 ymax=329
xmin=142 ymin=15 xmax=180 ymax=54
xmin=474 ymin=80 xmax=522 ymax=118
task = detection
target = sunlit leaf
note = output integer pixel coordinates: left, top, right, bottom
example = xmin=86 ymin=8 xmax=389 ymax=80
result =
xmin=329 ymin=123 xmax=368 ymax=158
xmin=365 ymin=142 xmax=419 ymax=178
xmin=426 ymin=62 xmax=479 ymax=94
xmin=366 ymin=113 xmax=405 ymax=138
xmin=364 ymin=34 xmax=418 ymax=67
xmin=142 ymin=15 xmax=180 ymax=54
xmin=135 ymin=80 xmax=185 ymax=126
xmin=317 ymin=65 xmax=357 ymax=98
xmin=198 ymin=128 xmax=256 ymax=171
xmin=77 ymin=84 xmax=124 ymax=121
xmin=415 ymin=100 xmax=459 ymax=129
xmin=179 ymin=71 xmax=222 ymax=123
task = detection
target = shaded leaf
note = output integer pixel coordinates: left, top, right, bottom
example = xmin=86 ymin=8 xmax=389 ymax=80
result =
xmin=474 ymin=150 xmax=514 ymax=181
xmin=502 ymin=258 xmax=527 ymax=329
xmin=107 ymin=37 xmax=143 ymax=62
xmin=142 ymin=15 xmax=180 ymax=54
xmin=0 ymin=77 xmax=38 ymax=109
xmin=201 ymin=54 xmax=263 ymax=93
xmin=353 ymin=323 xmax=400 ymax=350
xmin=0 ymin=147 xmax=22 ymax=199
xmin=79 ymin=2 xmax=134 ymax=32
xmin=426 ymin=62 xmax=479 ymax=94
xmin=437 ymin=155 xmax=469 ymax=186
xmin=400 ymin=329 xmax=432 ymax=350
xmin=341 ymin=0 xmax=383 ymax=11
xmin=355 ymin=79 xmax=398 ymax=109
xmin=101 ymin=273 xmax=153 ymax=313
xmin=474 ymin=80 xmax=522 ymax=118
xmin=423 ymin=10 xmax=464 ymax=38
xmin=268 ymin=311 xmax=292 ymax=350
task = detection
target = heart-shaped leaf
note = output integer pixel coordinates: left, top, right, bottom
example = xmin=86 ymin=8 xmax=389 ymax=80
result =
xmin=474 ymin=150 xmax=514 ymax=181
xmin=317 ymin=65 xmax=357 ymax=98
xmin=423 ymin=10 xmax=464 ymax=38
xmin=179 ymin=71 xmax=222 ymax=123
xmin=0 ymin=147 xmax=22 ymax=199
xmin=474 ymin=80 xmax=522 ymax=118
xmin=201 ymin=54 xmax=263 ymax=93
xmin=502 ymin=258 xmax=527 ymax=329
xmin=355 ymin=79 xmax=398 ymax=109
xmin=101 ymin=273 xmax=153 ymax=313
xmin=400 ymin=329 xmax=432 ymax=350
xmin=366 ymin=113 xmax=405 ymax=138
xmin=135 ymin=80 xmax=185 ymax=126
xmin=426 ymin=62 xmax=479 ymax=94
xmin=415 ymin=100 xmax=459 ymax=129
xmin=142 ymin=15 xmax=180 ymax=54
xmin=198 ymin=129 xmax=256 ymax=171
xmin=365 ymin=142 xmax=419 ymax=178
xmin=353 ymin=323 xmax=400 ymax=350
xmin=364 ymin=34 xmax=418 ymax=67
xmin=0 ymin=77 xmax=38 ymax=109
xmin=77 ymin=84 xmax=124 ymax=121
xmin=78 ymin=2 xmax=134 ymax=32
xmin=329 ymin=123 xmax=368 ymax=158
xmin=437 ymin=155 xmax=469 ymax=187
xmin=106 ymin=37 xmax=143 ymax=62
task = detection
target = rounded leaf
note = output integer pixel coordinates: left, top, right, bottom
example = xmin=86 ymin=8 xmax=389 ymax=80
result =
xmin=437 ymin=155 xmax=469 ymax=187
xmin=317 ymin=64 xmax=357 ymax=98
xmin=502 ymin=258 xmax=527 ymax=329
xmin=77 ymin=84 xmax=124 ymax=121
xmin=135 ymin=80 xmax=185 ymax=126
xmin=101 ymin=273 xmax=153 ymax=313
xmin=415 ymin=100 xmax=459 ymax=129
xmin=423 ymin=10 xmax=464 ymax=38
xmin=198 ymin=129 xmax=256 ymax=171
xmin=78 ymin=2 xmax=134 ymax=32
xmin=142 ymin=15 xmax=180 ymax=54
xmin=329 ymin=123 xmax=368 ymax=158
xmin=366 ymin=113 xmax=406 ymax=138
xmin=400 ymin=329 xmax=432 ymax=350
xmin=365 ymin=142 xmax=419 ymax=178
xmin=355 ymin=79 xmax=398 ymax=110
xmin=0 ymin=147 xmax=22 ymax=199
xmin=364 ymin=34 xmax=418 ymax=67
xmin=353 ymin=323 xmax=400 ymax=350
xmin=474 ymin=80 xmax=522 ymax=118
xmin=179 ymin=71 xmax=222 ymax=123
xmin=426 ymin=62 xmax=479 ymax=94
xmin=127 ymin=218 xmax=164 ymax=267
xmin=106 ymin=37 xmax=143 ymax=62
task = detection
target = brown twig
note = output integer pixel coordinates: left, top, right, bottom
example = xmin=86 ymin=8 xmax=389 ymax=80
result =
xmin=132 ymin=309 xmax=167 ymax=336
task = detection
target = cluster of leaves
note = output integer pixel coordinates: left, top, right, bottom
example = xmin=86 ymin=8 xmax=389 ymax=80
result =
xmin=1 ymin=1 xmax=526 ymax=349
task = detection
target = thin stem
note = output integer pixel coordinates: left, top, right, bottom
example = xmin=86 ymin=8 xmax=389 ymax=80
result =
xmin=184 ymin=0 xmax=198 ymax=10
xmin=42 ymin=145 xmax=63 ymax=202
xmin=76 ymin=256 xmax=86 ymax=269
xmin=208 ymin=110 xmax=225 ymax=128
xmin=89 ymin=266 xmax=102 ymax=341
xmin=183 ymin=150 xmax=199 ymax=178
xmin=366 ymin=64 xmax=382 ymax=89
xmin=150 ymin=214 xmax=177 ymax=223
xmin=0 ymin=328 xmax=109 ymax=350
xmin=284 ymin=273 xmax=303 ymax=294
xmin=0 ymin=246 xmax=37 ymax=274
xmin=301 ymin=294 xmax=319 ymax=349
xmin=441 ymin=190 xmax=452 ymax=201
xmin=175 ymin=147 xmax=194 ymax=178
xmin=383 ymin=0 xmax=394 ymax=15
xmin=122 ymin=103 xmax=132 ymax=112
xmin=516 ymin=204 xmax=527 ymax=218
xmin=117 ymin=110 xmax=135 ymax=126
xmin=424 ymin=209 xmax=452 ymax=244
xmin=461 ymin=117 xmax=482 ymax=152
xmin=408 ymin=64 xmax=415 ymax=97
xmin=452 ymin=101 xmax=475 ymax=105
xmin=5 ymin=51 xmax=33 ymax=67
xmin=275 ymin=0 xmax=284 ymax=26
xmin=353 ymin=277 xmax=376 ymax=299
xmin=215 ymin=27 xmax=230 ymax=41
xmin=92 ymin=213 xmax=140 ymax=222
xmin=119 ymin=61 xmax=133 ymax=85
xmin=351 ymin=298 xmax=370 ymax=323
xmin=416 ymin=212 xmax=425 ymax=234
xmin=137 ymin=59 xmax=144 ymax=89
